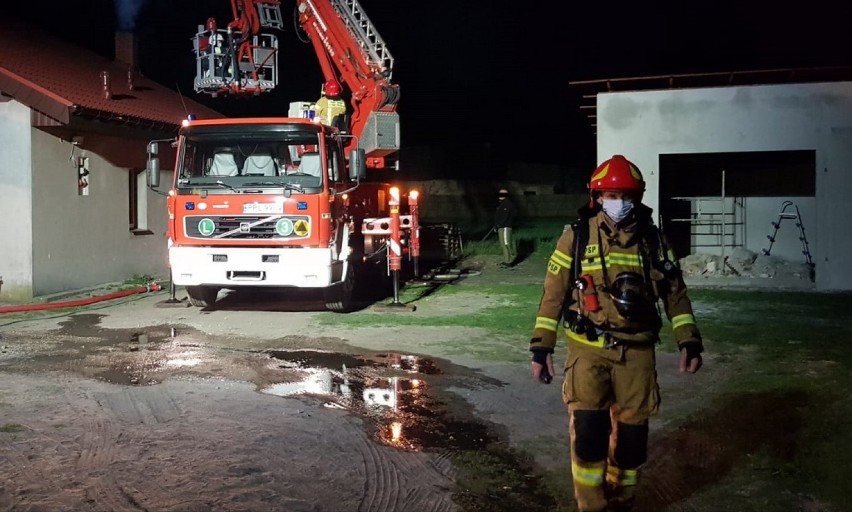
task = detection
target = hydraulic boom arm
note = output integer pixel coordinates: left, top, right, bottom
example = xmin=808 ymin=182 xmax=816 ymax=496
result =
xmin=193 ymin=0 xmax=399 ymax=169
xmin=294 ymin=0 xmax=400 ymax=168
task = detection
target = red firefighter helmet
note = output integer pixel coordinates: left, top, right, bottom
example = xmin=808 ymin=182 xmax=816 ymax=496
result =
xmin=589 ymin=155 xmax=645 ymax=192
xmin=324 ymin=80 xmax=342 ymax=97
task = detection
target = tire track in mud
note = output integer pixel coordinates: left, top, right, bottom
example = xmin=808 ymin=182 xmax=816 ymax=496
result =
xmin=76 ymin=416 xmax=140 ymax=512
xmin=356 ymin=428 xmax=392 ymax=512
xmin=0 ymin=385 xmax=81 ymax=504
xmin=355 ymin=429 xmax=455 ymax=512
xmin=0 ymin=427 xmax=52 ymax=495
xmin=97 ymin=386 xmax=184 ymax=425
xmin=76 ymin=387 xmax=186 ymax=511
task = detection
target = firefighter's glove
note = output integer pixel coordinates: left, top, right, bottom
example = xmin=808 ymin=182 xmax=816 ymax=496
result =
xmin=678 ymin=340 xmax=704 ymax=374
xmin=530 ymin=346 xmax=555 ymax=384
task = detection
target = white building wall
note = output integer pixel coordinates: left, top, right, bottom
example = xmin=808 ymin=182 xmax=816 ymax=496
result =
xmin=0 ymin=100 xmax=34 ymax=300
xmin=30 ymin=129 xmax=169 ymax=296
xmin=596 ymin=82 xmax=852 ymax=290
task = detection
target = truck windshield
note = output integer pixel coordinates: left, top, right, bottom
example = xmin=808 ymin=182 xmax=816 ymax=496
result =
xmin=176 ymin=131 xmax=325 ymax=193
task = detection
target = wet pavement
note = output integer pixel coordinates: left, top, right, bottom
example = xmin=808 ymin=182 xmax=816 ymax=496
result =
xmin=1 ymin=314 xmax=503 ymax=455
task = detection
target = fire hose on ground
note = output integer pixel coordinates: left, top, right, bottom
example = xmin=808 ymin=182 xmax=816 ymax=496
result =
xmin=0 ymin=283 xmax=162 ymax=314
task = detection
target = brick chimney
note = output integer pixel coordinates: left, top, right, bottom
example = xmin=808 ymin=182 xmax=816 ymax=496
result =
xmin=115 ymin=31 xmax=138 ymax=91
xmin=115 ymin=31 xmax=137 ymax=68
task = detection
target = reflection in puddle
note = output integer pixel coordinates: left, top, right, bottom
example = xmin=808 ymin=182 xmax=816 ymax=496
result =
xmin=87 ymin=340 xmax=211 ymax=385
xmin=21 ymin=316 xmax=214 ymax=386
xmin=260 ymin=350 xmax=488 ymax=452
xmin=163 ymin=350 xmax=205 ymax=368
xmin=263 ymin=369 xmax=335 ymax=397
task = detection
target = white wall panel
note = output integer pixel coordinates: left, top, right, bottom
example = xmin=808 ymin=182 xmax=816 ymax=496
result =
xmin=596 ymin=82 xmax=852 ymax=290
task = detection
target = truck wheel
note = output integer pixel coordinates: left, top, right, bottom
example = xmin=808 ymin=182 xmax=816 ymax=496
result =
xmin=186 ymin=286 xmax=219 ymax=308
xmin=324 ymin=264 xmax=355 ymax=312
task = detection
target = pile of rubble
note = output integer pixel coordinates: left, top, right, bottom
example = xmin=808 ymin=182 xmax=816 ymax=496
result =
xmin=679 ymin=248 xmax=815 ymax=285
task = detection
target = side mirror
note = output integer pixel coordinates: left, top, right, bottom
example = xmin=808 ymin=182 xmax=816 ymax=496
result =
xmin=147 ymin=141 xmax=160 ymax=188
xmin=349 ymin=148 xmax=366 ymax=181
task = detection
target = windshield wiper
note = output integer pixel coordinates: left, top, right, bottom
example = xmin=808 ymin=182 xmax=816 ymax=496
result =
xmin=243 ymin=182 xmax=305 ymax=194
xmin=177 ymin=179 xmax=239 ymax=192
xmin=213 ymin=180 xmax=240 ymax=192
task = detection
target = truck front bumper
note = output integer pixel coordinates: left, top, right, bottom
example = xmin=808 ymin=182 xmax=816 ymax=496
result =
xmin=170 ymin=246 xmax=335 ymax=288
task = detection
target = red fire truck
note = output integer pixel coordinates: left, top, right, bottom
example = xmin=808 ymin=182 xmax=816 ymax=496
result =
xmin=147 ymin=0 xmax=415 ymax=312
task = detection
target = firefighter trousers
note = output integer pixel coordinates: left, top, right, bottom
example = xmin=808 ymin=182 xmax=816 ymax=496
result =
xmin=562 ymin=341 xmax=660 ymax=512
xmin=497 ymin=227 xmax=515 ymax=264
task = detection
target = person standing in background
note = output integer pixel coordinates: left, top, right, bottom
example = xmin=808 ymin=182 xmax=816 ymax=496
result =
xmin=494 ymin=187 xmax=517 ymax=268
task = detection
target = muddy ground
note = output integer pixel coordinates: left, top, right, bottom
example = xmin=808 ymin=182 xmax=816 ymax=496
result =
xmin=0 ymin=257 xmax=814 ymax=512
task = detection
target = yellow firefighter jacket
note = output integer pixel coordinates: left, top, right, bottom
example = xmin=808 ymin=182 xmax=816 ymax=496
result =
xmin=531 ymin=205 xmax=700 ymax=350
xmin=315 ymin=96 xmax=347 ymax=127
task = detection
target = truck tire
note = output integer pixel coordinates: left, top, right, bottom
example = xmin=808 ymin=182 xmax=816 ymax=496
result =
xmin=186 ymin=286 xmax=219 ymax=308
xmin=324 ymin=264 xmax=355 ymax=312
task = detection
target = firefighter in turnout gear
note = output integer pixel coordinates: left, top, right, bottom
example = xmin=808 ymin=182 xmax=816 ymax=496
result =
xmin=315 ymin=80 xmax=347 ymax=130
xmin=529 ymin=155 xmax=703 ymax=511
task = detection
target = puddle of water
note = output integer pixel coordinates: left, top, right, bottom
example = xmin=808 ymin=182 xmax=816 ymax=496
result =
xmin=87 ymin=342 xmax=209 ymax=385
xmin=259 ymin=350 xmax=489 ymax=452
xmin=7 ymin=319 xmax=557 ymax=510
xmin=13 ymin=321 xmax=490 ymax=453
xmin=15 ymin=318 xmax=211 ymax=386
xmin=263 ymin=368 xmax=336 ymax=397
xmin=266 ymin=350 xmax=367 ymax=371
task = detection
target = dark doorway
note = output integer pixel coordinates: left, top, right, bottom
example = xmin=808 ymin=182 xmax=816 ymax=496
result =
xmin=658 ymin=150 xmax=815 ymax=258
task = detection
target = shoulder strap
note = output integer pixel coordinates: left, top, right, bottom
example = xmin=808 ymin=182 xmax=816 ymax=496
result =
xmin=561 ymin=218 xmax=588 ymax=323
xmin=570 ymin=217 xmax=590 ymax=284
xmin=646 ymin=220 xmax=680 ymax=279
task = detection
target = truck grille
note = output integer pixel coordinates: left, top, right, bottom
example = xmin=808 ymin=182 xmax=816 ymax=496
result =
xmin=183 ymin=215 xmax=311 ymax=240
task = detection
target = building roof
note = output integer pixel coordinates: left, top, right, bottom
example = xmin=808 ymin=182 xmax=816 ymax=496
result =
xmin=0 ymin=18 xmax=223 ymax=131
xmin=569 ymin=66 xmax=852 ymax=132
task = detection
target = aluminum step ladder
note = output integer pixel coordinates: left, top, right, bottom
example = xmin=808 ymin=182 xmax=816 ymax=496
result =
xmin=762 ymin=201 xmax=815 ymax=270
xmin=331 ymin=0 xmax=394 ymax=79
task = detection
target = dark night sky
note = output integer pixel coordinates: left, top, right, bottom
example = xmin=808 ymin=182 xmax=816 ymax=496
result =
xmin=8 ymin=1 xmax=852 ymax=170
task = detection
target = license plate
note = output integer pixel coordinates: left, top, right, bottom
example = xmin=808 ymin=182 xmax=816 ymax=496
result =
xmin=243 ymin=203 xmax=283 ymax=214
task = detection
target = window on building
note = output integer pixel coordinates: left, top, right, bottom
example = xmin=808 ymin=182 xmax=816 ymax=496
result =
xmin=129 ymin=168 xmax=152 ymax=234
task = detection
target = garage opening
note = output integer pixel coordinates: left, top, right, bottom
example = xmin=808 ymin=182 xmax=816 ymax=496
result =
xmin=658 ymin=150 xmax=816 ymax=259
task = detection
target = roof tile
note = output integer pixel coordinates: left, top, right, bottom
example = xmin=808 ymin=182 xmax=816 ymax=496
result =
xmin=0 ymin=18 xmax=223 ymax=126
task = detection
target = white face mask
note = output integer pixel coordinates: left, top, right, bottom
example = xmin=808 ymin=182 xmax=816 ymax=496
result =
xmin=601 ymin=198 xmax=634 ymax=223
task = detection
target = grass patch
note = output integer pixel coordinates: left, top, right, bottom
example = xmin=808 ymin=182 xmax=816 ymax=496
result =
xmin=319 ymin=283 xmax=543 ymax=363
xmin=123 ymin=274 xmax=157 ymax=287
xmin=0 ymin=423 xmax=26 ymax=433
xmin=321 ymin=284 xmax=542 ymax=333
xmin=462 ymin=218 xmax=567 ymax=260
xmin=653 ymin=287 xmax=852 ymax=511
xmin=689 ymin=288 xmax=852 ymax=363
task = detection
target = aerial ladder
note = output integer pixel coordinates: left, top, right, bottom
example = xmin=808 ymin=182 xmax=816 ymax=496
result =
xmin=192 ymin=0 xmax=400 ymax=170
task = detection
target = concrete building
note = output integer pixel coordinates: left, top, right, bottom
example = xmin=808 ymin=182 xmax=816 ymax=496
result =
xmin=0 ymin=19 xmax=223 ymax=301
xmin=573 ymin=69 xmax=852 ymax=290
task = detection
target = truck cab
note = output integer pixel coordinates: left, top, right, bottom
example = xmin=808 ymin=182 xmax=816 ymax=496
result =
xmin=152 ymin=117 xmax=367 ymax=310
